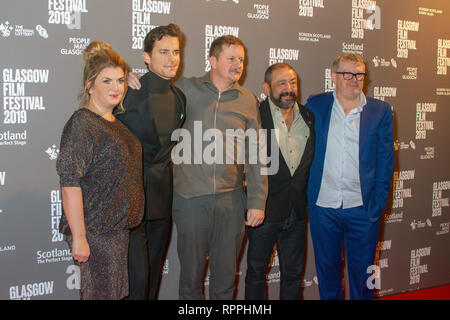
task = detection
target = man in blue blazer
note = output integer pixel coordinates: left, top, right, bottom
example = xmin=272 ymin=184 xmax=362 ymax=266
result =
xmin=306 ymin=53 xmax=394 ymax=300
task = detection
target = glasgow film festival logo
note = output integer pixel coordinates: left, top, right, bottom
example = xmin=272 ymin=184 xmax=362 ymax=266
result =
xmin=351 ymin=0 xmax=380 ymax=39
xmin=48 ymin=0 xmax=88 ymax=29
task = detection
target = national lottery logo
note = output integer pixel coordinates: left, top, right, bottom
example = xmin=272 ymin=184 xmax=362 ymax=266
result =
xmin=410 ymin=219 xmax=432 ymax=231
xmin=372 ymin=56 xmax=397 ymax=68
xmin=45 ymin=144 xmax=60 ymax=160
xmin=393 ymin=140 xmax=415 ymax=152
xmin=302 ymin=276 xmax=319 ymax=288
xmin=0 ymin=21 xmax=13 ymax=37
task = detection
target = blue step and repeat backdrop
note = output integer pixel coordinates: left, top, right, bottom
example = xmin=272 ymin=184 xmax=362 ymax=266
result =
xmin=0 ymin=0 xmax=449 ymax=300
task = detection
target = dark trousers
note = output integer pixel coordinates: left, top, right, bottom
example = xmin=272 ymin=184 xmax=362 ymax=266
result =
xmin=127 ymin=218 xmax=171 ymax=300
xmin=245 ymin=209 xmax=306 ymax=300
xmin=172 ymin=189 xmax=246 ymax=300
xmin=309 ymin=205 xmax=380 ymax=300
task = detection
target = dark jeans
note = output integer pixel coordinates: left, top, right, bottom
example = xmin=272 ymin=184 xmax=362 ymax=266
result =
xmin=127 ymin=218 xmax=171 ymax=300
xmin=245 ymin=209 xmax=306 ymax=300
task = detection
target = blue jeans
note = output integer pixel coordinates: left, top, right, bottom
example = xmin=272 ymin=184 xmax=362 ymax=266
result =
xmin=245 ymin=209 xmax=306 ymax=300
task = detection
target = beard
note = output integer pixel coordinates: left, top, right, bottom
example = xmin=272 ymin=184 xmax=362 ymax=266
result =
xmin=272 ymin=91 xmax=297 ymax=109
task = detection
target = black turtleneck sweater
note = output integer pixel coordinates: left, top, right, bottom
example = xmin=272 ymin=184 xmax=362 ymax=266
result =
xmin=147 ymin=71 xmax=179 ymax=145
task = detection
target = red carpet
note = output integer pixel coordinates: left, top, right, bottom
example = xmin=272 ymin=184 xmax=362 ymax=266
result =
xmin=377 ymin=284 xmax=450 ymax=300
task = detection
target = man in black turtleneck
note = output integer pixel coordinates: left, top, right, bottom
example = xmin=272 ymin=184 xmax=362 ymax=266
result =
xmin=116 ymin=24 xmax=186 ymax=300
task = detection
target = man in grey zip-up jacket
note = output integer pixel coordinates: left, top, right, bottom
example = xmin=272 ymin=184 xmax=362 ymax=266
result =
xmin=171 ymin=36 xmax=268 ymax=300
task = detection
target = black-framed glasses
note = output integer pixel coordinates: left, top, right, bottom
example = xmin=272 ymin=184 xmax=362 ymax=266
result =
xmin=335 ymin=72 xmax=367 ymax=81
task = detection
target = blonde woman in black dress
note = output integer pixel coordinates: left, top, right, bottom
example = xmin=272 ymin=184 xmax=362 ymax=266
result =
xmin=56 ymin=41 xmax=144 ymax=299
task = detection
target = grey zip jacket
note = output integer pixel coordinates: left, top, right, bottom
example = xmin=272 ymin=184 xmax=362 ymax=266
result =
xmin=172 ymin=73 xmax=268 ymax=210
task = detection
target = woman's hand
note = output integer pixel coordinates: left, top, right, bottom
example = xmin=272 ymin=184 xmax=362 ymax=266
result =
xmin=71 ymin=235 xmax=90 ymax=263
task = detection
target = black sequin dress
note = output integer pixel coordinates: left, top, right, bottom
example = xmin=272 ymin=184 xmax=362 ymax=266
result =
xmin=56 ymin=108 xmax=144 ymax=300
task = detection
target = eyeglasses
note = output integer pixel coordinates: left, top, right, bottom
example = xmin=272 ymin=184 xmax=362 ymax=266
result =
xmin=335 ymin=72 xmax=367 ymax=81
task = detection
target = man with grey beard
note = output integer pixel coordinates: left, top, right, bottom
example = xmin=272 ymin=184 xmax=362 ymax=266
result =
xmin=245 ymin=63 xmax=315 ymax=300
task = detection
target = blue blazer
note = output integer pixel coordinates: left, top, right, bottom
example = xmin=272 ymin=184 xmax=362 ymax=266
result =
xmin=306 ymin=92 xmax=394 ymax=222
